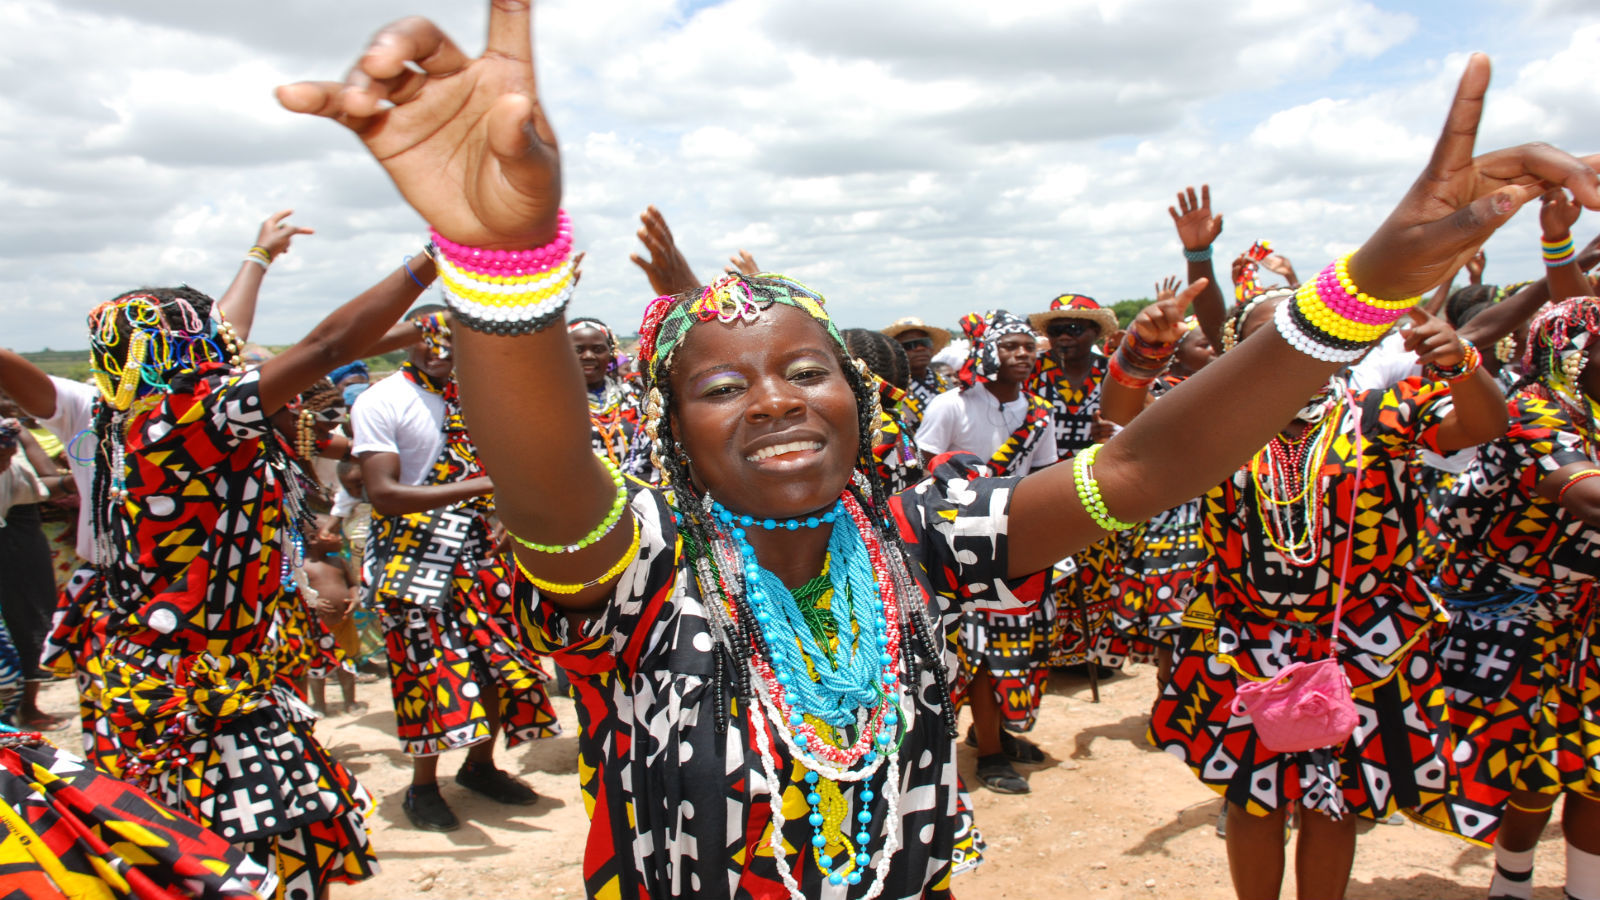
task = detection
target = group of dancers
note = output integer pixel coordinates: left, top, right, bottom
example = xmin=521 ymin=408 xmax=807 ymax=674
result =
xmin=0 ymin=5 xmax=1596 ymax=900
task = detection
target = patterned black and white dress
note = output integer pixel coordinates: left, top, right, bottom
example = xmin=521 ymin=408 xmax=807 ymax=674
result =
xmin=514 ymin=454 xmax=1049 ymax=898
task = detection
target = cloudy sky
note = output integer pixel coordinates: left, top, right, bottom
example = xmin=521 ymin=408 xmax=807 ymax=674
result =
xmin=4 ymin=0 xmax=1599 ymax=351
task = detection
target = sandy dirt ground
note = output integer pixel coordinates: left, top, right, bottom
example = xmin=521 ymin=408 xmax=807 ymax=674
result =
xmin=35 ymin=664 xmax=1572 ymax=899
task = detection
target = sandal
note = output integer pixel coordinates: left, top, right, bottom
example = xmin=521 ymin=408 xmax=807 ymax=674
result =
xmin=976 ymin=754 xmax=1030 ymax=794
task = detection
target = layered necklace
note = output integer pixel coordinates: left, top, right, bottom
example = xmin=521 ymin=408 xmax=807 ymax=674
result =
xmin=692 ymin=489 xmax=908 ymax=897
xmin=1249 ymin=386 xmax=1346 ymax=567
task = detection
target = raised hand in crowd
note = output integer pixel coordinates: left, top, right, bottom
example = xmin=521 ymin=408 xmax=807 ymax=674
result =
xmin=727 ymin=248 xmax=760 ymax=276
xmin=1465 ymin=249 xmax=1486 ymax=284
xmin=629 ymin=205 xmax=701 ymax=296
xmin=255 ymin=209 xmax=315 ymax=261
xmin=1099 ymin=277 xmax=1209 ymax=424
xmin=1540 ymin=187 xmax=1594 ymax=299
xmin=1260 ymin=251 xmax=1298 ymax=287
xmin=1170 ymin=184 xmax=1229 ymax=347
xmin=216 ymin=209 xmax=315 ymax=341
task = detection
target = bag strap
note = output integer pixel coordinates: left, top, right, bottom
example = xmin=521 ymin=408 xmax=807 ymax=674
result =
xmin=1328 ymin=390 xmax=1362 ymax=656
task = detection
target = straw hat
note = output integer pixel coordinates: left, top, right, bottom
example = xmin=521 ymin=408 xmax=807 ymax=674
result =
xmin=881 ymin=316 xmax=952 ymax=353
xmin=1027 ymin=294 xmax=1118 ymax=336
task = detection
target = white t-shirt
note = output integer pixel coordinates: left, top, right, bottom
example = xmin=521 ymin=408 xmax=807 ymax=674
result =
xmin=349 ymin=372 xmax=447 ymax=486
xmin=915 ymin=386 xmax=1057 ymax=473
xmin=1347 ymin=330 xmax=1420 ymax=393
xmin=1346 ymin=330 xmax=1478 ymax=474
xmin=39 ymin=376 xmax=99 ymax=559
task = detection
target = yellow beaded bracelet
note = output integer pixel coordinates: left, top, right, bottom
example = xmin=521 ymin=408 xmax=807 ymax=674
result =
xmin=1333 ymin=253 xmax=1420 ymax=311
xmin=509 ymin=456 xmax=628 ymax=554
xmin=516 ymin=515 xmax=641 ymax=595
xmin=1291 ymin=282 xmax=1395 ymax=342
xmin=1072 ymin=444 xmax=1137 ymax=532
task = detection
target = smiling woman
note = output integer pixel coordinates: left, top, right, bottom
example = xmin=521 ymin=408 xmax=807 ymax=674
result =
xmin=278 ymin=1 xmax=1600 ymax=896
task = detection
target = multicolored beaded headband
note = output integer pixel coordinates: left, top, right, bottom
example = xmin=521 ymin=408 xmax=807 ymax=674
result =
xmin=636 ymin=273 xmax=843 ymax=386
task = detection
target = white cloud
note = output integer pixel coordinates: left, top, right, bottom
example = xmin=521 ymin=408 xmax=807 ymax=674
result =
xmin=2 ymin=0 xmax=1598 ymax=354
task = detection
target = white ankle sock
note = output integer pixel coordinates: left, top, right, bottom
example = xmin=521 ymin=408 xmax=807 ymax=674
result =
xmin=1490 ymin=844 xmax=1535 ymax=900
xmin=1568 ymin=841 xmax=1600 ymax=900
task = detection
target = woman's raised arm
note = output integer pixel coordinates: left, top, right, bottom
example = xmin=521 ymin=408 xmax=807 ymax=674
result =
xmin=1007 ymin=54 xmax=1600 ymax=578
xmin=278 ymin=1 xmax=627 ymax=608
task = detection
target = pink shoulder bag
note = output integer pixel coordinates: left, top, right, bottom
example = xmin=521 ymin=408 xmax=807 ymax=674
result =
xmin=1230 ymin=395 xmax=1361 ymax=754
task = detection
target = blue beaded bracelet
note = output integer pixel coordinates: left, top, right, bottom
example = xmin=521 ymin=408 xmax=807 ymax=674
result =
xmin=1183 ymin=246 xmax=1214 ymax=263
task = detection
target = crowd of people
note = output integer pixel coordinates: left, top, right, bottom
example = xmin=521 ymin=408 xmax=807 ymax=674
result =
xmin=0 ymin=6 xmax=1597 ymax=900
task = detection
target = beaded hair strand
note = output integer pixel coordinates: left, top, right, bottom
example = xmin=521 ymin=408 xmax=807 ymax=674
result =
xmin=1513 ymin=298 xmax=1599 ymax=436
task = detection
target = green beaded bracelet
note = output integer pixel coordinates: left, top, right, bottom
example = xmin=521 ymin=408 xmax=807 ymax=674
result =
xmin=1072 ymin=443 xmax=1137 ymax=532
xmin=510 ymin=455 xmax=629 ymax=554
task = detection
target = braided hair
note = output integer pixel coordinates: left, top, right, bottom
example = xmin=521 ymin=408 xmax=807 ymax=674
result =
xmin=642 ymin=277 xmax=958 ymax=738
xmin=842 ymin=328 xmax=911 ymax=392
xmin=1445 ymin=284 xmax=1496 ymax=329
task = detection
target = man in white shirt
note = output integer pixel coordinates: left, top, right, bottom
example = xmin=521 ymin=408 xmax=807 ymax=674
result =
xmin=353 ymin=309 xmax=557 ymax=832
xmin=915 ymin=310 xmax=1056 ymax=796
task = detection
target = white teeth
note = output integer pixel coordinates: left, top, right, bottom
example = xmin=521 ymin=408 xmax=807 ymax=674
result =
xmin=747 ymin=441 xmax=822 ymax=462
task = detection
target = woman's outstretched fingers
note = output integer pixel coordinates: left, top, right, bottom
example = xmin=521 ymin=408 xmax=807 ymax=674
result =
xmin=486 ymin=0 xmax=534 ymax=62
xmin=275 ymin=81 xmax=375 ymax=132
xmin=1425 ymin=52 xmax=1490 ymax=181
xmin=363 ymin=17 xmax=469 ymax=78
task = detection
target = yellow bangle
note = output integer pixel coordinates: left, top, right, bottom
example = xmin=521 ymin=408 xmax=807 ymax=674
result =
xmin=516 ymin=515 xmax=640 ymax=595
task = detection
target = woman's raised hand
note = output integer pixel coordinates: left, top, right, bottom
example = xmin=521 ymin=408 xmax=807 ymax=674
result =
xmin=1351 ymin=54 xmax=1600 ymax=300
xmin=1169 ymin=184 xmax=1223 ymax=252
xmin=1129 ymin=277 xmax=1208 ymax=345
xmin=276 ymin=2 xmax=560 ymax=249
xmin=629 ymin=205 xmax=702 ymax=297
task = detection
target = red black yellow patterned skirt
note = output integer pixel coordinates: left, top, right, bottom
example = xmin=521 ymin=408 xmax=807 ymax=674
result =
xmin=953 ymin=594 xmax=1059 ymax=732
xmin=1410 ymin=589 xmax=1599 ymax=846
xmin=379 ymin=561 xmax=561 ymax=756
xmin=1148 ymin=586 xmax=1454 ymax=820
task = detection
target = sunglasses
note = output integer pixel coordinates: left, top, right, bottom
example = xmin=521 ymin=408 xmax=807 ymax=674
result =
xmin=898 ymin=337 xmax=934 ymax=351
xmin=1047 ymin=320 xmax=1092 ymax=338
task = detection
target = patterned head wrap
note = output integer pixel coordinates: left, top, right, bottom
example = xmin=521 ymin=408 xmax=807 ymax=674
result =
xmin=0 ymin=418 xmax=20 ymax=450
xmin=955 ymin=309 xmax=1035 ymax=388
xmin=637 ymin=273 xmax=841 ymax=387
xmin=1522 ymin=297 xmax=1600 ymax=423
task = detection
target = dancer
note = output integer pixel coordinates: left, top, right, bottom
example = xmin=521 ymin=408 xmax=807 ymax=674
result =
xmin=1148 ymin=281 xmax=1510 ymax=899
xmin=353 ymin=310 xmax=559 ymax=832
xmin=1026 ymin=294 xmax=1126 ymax=671
xmin=918 ymin=309 xmax=1058 ymax=793
xmin=279 ymin=12 xmax=1600 ymax=893
xmin=68 ymin=245 xmax=441 ymax=894
xmin=1412 ymin=294 xmax=1599 ymax=900
xmin=567 ymin=316 xmax=642 ymax=468
xmin=1099 ymin=280 xmax=1216 ymax=687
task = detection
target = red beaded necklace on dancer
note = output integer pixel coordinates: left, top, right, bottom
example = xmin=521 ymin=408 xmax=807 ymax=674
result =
xmin=1249 ymin=390 xmax=1347 ymax=567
